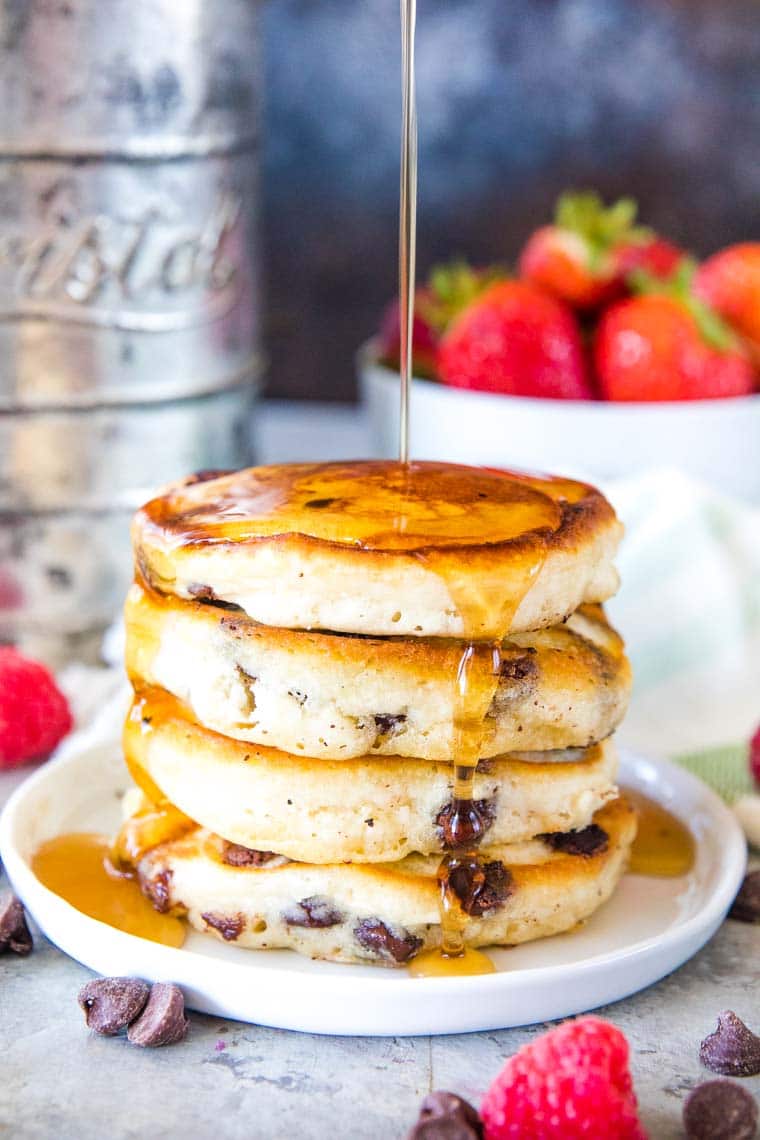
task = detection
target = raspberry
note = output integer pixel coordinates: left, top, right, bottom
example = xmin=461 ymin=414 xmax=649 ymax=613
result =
xmin=750 ymin=724 xmax=760 ymax=787
xmin=0 ymin=647 xmax=73 ymax=768
xmin=480 ymin=1016 xmax=647 ymax=1140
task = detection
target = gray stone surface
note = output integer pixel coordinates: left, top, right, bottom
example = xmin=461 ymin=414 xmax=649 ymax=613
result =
xmin=2 ymin=860 xmax=758 ymax=1140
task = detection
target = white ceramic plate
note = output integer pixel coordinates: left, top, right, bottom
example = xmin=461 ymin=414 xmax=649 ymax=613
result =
xmin=0 ymin=742 xmax=745 ymax=1037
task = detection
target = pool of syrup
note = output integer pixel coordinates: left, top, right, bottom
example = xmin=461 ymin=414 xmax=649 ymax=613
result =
xmin=32 ymin=833 xmax=185 ymax=948
xmin=623 ymin=789 xmax=695 ymax=877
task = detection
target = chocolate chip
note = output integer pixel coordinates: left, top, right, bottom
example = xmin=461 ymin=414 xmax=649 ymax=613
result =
xmin=78 ymin=977 xmax=150 ymax=1036
xmin=700 ymin=1012 xmax=760 ymax=1077
xmin=729 ymin=871 xmax=760 ymax=924
xmin=221 ymin=841 xmax=276 ymax=868
xmin=303 ymin=498 xmax=338 ymax=509
xmin=407 ymin=1091 xmax=483 ymax=1139
xmin=540 ymin=824 xmax=609 ymax=857
xmin=283 ymin=896 xmax=343 ymax=929
xmin=436 ymin=798 xmax=495 ymax=849
xmin=202 ymin=912 xmax=245 ymax=941
xmin=0 ymin=893 xmax=33 ymax=956
xmin=446 ymin=858 xmax=514 ymax=917
xmin=185 ymin=469 xmax=232 ymax=485
xmin=683 ymin=1080 xmax=758 ymax=1140
xmin=187 ymin=583 xmax=218 ymax=601
xmin=499 ymin=648 xmax=538 ymax=680
xmin=139 ymin=868 xmax=173 ymax=913
xmin=373 ymin=713 xmax=407 ymax=743
xmin=127 ymin=982 xmax=188 ymax=1048
xmin=354 ymin=918 xmax=423 ymax=964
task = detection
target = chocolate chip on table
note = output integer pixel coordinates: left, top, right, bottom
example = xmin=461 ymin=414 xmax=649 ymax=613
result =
xmin=221 ymin=841 xmax=277 ymax=868
xmin=283 ymin=896 xmax=343 ymax=929
xmin=407 ymin=1090 xmax=483 ymax=1140
xmin=78 ymin=977 xmax=150 ymax=1036
xmin=0 ymin=893 xmax=33 ymax=956
xmin=354 ymin=918 xmax=423 ymax=964
xmin=683 ymin=1080 xmax=759 ymax=1140
xmin=539 ymin=824 xmax=609 ymax=857
xmin=728 ymin=871 xmax=760 ymax=924
xmin=700 ymin=1011 xmax=760 ymax=1077
xmin=127 ymin=982 xmax=189 ymax=1048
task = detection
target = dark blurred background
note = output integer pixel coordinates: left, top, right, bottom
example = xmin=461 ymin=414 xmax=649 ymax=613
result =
xmin=261 ymin=0 xmax=760 ymax=402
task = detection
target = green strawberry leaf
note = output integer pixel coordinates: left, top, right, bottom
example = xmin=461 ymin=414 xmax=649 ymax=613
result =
xmin=422 ymin=260 xmax=508 ymax=332
xmin=555 ymin=191 xmax=651 ymax=268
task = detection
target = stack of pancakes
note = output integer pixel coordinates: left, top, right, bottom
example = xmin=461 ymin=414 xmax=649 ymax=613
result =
xmin=121 ymin=461 xmax=635 ymax=967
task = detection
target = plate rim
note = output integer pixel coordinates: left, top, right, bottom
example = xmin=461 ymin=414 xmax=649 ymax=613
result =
xmin=0 ymin=741 xmax=747 ymax=1031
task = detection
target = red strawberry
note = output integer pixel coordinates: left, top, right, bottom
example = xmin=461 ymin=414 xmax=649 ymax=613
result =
xmin=614 ymin=237 xmax=683 ymax=283
xmin=594 ymin=265 xmax=756 ymax=401
xmin=480 ymin=1015 xmax=647 ymax=1140
xmin=750 ymin=723 xmax=760 ymax=787
xmin=695 ymin=243 xmax=760 ymax=357
xmin=378 ymin=263 xmax=507 ymax=378
xmin=377 ymin=290 xmax=439 ymax=378
xmin=437 ymin=280 xmax=593 ymax=399
xmin=519 ymin=191 xmax=682 ymax=309
xmin=0 ymin=646 xmax=73 ymax=768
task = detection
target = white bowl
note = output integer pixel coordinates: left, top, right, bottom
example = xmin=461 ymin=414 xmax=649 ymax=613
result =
xmin=359 ymin=342 xmax=760 ymax=500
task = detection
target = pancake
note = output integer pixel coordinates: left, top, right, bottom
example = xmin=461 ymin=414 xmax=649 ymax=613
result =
xmin=132 ymin=461 xmax=622 ymax=638
xmin=132 ymin=796 xmax=637 ymax=966
xmin=126 ymin=581 xmax=631 ymax=760
xmin=124 ymin=689 xmax=620 ymax=863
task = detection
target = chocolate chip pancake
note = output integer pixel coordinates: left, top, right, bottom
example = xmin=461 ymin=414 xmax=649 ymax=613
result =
xmin=125 ymin=582 xmax=631 ymax=761
xmin=124 ymin=688 xmax=620 ymax=863
xmin=132 ymin=461 xmax=622 ymax=639
xmin=130 ymin=796 xmax=637 ymax=966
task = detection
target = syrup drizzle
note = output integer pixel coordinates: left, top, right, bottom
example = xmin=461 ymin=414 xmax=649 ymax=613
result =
xmin=398 ymin=0 xmax=417 ymax=466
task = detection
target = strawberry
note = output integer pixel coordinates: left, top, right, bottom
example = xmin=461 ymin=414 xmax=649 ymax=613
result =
xmin=614 ymin=237 xmax=683 ymax=283
xmin=519 ymin=191 xmax=683 ymax=309
xmin=437 ymin=280 xmax=593 ymax=399
xmin=695 ymin=243 xmax=760 ymax=358
xmin=377 ymin=263 xmax=506 ymax=378
xmin=594 ymin=264 xmax=755 ymax=402
xmin=377 ymin=290 xmax=439 ymax=378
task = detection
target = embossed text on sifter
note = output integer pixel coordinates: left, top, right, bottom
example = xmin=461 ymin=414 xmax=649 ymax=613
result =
xmin=0 ymin=0 xmax=261 ymax=662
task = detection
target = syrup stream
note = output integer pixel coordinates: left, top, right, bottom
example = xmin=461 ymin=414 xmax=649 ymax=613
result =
xmin=398 ymin=0 xmax=417 ymax=466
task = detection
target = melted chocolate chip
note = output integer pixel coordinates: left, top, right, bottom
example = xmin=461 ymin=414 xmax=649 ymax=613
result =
xmin=683 ymin=1080 xmax=758 ymax=1140
xmin=0 ymin=893 xmax=33 ymax=956
xmin=354 ymin=918 xmax=423 ymax=964
xmin=127 ymin=983 xmax=189 ymax=1048
xmin=283 ymin=895 xmax=343 ymax=929
xmin=700 ymin=1012 xmax=760 ymax=1077
xmin=185 ymin=469 xmax=233 ymax=485
xmin=303 ymin=497 xmax=338 ymax=509
xmin=188 ymin=582 xmax=218 ymax=601
xmin=221 ymin=842 xmax=277 ymax=868
xmin=436 ymin=798 xmax=495 ymax=849
xmin=407 ymin=1091 xmax=483 ymax=1140
xmin=140 ymin=868 xmax=173 ymax=913
xmin=202 ymin=912 xmax=245 ymax=942
xmin=373 ymin=713 xmax=407 ymax=739
xmin=447 ymin=860 xmax=513 ymax=918
xmin=729 ymin=871 xmax=760 ymax=924
xmin=540 ymin=824 xmax=609 ymax=857
xmin=78 ymin=977 xmax=150 ymax=1036
xmin=499 ymin=649 xmax=539 ymax=684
